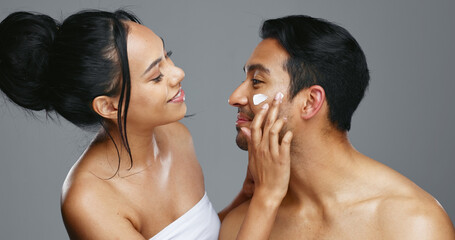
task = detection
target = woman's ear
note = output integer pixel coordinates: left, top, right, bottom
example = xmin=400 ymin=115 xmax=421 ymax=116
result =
xmin=92 ymin=95 xmax=118 ymax=120
xmin=300 ymin=85 xmax=325 ymax=120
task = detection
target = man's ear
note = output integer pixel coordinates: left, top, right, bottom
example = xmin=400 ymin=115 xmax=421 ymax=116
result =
xmin=300 ymin=85 xmax=325 ymax=120
xmin=92 ymin=95 xmax=118 ymax=120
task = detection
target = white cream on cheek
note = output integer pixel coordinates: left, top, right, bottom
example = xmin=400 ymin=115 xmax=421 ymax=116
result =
xmin=253 ymin=93 xmax=268 ymax=105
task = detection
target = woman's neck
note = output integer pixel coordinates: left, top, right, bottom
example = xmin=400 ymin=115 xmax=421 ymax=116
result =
xmin=93 ymin=124 xmax=159 ymax=176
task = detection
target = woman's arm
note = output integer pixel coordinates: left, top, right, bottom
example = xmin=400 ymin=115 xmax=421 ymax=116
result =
xmin=218 ymin=169 xmax=254 ymax=222
xmin=220 ymin=92 xmax=293 ymax=239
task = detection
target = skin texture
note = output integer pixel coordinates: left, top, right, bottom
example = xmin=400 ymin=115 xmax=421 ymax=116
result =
xmin=61 ymin=21 xmax=292 ymax=240
xmin=219 ymin=38 xmax=455 ymax=240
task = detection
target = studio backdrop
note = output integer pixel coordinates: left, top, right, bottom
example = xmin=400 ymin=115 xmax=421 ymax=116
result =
xmin=1 ymin=0 xmax=454 ymax=239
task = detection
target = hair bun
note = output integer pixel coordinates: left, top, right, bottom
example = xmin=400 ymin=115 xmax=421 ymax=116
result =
xmin=0 ymin=12 xmax=59 ymax=111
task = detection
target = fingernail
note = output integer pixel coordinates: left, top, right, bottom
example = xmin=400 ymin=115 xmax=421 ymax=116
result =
xmin=261 ymin=103 xmax=269 ymax=110
xmin=240 ymin=127 xmax=248 ymax=134
xmin=283 ymin=116 xmax=288 ymax=122
xmin=241 ymin=127 xmax=251 ymax=139
xmin=275 ymin=92 xmax=284 ymax=103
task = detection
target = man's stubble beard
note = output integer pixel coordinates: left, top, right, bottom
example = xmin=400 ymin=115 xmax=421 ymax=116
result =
xmin=235 ymin=105 xmax=293 ymax=151
xmin=235 ymin=126 xmax=249 ymax=151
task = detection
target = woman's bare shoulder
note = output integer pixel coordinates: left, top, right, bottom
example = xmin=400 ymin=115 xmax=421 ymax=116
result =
xmin=60 ymin=158 xmax=144 ymax=239
xmin=61 ymin=158 xmax=116 ymax=214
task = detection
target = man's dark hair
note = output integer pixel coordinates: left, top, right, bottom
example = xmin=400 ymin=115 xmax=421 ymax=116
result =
xmin=261 ymin=15 xmax=370 ymax=131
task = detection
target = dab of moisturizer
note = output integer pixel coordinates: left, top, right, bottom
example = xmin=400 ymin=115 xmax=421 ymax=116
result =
xmin=253 ymin=93 xmax=268 ymax=105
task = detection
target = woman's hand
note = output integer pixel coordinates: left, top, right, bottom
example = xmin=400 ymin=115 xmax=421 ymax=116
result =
xmin=224 ymin=92 xmax=293 ymax=240
xmin=241 ymin=168 xmax=255 ymax=198
xmin=240 ymin=91 xmax=293 ymax=206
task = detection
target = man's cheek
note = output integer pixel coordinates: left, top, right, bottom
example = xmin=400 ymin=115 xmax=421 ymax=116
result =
xmin=253 ymin=93 xmax=268 ymax=105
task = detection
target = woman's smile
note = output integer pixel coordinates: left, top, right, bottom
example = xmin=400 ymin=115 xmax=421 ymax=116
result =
xmin=167 ymin=87 xmax=185 ymax=103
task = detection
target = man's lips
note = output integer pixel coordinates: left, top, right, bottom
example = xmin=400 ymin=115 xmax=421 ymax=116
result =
xmin=236 ymin=112 xmax=252 ymax=125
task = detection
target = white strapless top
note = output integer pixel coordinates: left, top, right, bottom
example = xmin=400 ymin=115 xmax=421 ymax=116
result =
xmin=149 ymin=192 xmax=220 ymax=240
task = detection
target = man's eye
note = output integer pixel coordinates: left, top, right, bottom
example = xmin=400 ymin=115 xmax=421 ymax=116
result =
xmin=252 ymin=79 xmax=263 ymax=85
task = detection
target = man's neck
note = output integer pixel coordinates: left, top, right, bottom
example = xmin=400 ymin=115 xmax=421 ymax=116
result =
xmin=284 ymin=130 xmax=366 ymax=209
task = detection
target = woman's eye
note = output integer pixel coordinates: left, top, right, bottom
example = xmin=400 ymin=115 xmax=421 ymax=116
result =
xmin=166 ymin=50 xmax=173 ymax=58
xmin=152 ymin=73 xmax=163 ymax=82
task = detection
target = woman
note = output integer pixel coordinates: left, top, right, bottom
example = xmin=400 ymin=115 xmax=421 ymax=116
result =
xmin=0 ymin=9 xmax=292 ymax=239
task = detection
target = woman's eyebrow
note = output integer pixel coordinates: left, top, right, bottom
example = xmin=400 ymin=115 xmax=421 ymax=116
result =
xmin=142 ymin=38 xmax=166 ymax=77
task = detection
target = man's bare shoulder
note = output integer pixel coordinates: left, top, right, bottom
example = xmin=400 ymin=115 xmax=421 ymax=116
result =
xmin=375 ymin=193 xmax=454 ymax=239
xmin=324 ymin=154 xmax=455 ymax=238
xmin=219 ymin=200 xmax=251 ymax=240
xmin=355 ymin=157 xmax=454 ymax=238
xmin=371 ymin=177 xmax=455 ymax=239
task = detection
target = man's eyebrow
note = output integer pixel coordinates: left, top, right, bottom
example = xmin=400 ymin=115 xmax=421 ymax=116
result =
xmin=243 ymin=64 xmax=271 ymax=75
xmin=142 ymin=38 xmax=165 ymax=77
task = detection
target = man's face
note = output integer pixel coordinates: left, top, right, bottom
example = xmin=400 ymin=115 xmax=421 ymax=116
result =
xmin=229 ymin=38 xmax=292 ymax=150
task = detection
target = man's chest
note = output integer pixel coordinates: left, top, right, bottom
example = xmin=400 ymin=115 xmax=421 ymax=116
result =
xmin=267 ymin=211 xmax=382 ymax=240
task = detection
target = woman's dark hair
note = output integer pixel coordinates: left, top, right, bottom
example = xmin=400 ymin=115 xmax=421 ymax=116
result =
xmin=0 ymin=10 xmax=141 ymax=173
xmin=261 ymin=15 xmax=370 ymax=131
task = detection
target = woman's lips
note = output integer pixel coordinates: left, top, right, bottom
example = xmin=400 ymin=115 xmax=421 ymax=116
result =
xmin=168 ymin=88 xmax=185 ymax=103
xmin=236 ymin=113 xmax=252 ymax=125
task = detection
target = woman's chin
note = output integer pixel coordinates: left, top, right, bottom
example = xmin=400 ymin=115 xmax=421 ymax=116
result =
xmin=173 ymin=103 xmax=188 ymax=121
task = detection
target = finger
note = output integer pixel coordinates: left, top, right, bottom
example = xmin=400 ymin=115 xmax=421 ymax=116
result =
xmin=245 ymin=167 xmax=254 ymax=181
xmin=262 ymin=92 xmax=284 ymax=144
xmin=240 ymin=127 xmax=252 ymax=142
xmin=241 ymin=126 xmax=254 ymax=150
xmin=269 ymin=118 xmax=286 ymax=157
xmin=245 ymin=165 xmax=254 ymax=182
xmin=250 ymin=103 xmax=269 ymax=146
xmin=279 ymin=131 xmax=293 ymax=162
xmin=244 ymin=128 xmax=258 ymax=171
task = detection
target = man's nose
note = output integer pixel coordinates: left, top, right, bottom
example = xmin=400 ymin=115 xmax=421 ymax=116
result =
xmin=229 ymin=81 xmax=248 ymax=107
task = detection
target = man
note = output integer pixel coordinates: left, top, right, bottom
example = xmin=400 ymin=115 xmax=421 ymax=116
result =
xmin=220 ymin=15 xmax=454 ymax=239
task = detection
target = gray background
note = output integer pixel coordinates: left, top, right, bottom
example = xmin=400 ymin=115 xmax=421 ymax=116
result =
xmin=0 ymin=0 xmax=454 ymax=239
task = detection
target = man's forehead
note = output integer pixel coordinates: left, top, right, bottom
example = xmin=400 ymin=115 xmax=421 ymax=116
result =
xmin=245 ymin=38 xmax=289 ymax=73
xmin=243 ymin=63 xmax=270 ymax=74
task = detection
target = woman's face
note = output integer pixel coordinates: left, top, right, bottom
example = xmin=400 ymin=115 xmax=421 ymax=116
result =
xmin=124 ymin=21 xmax=186 ymax=130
